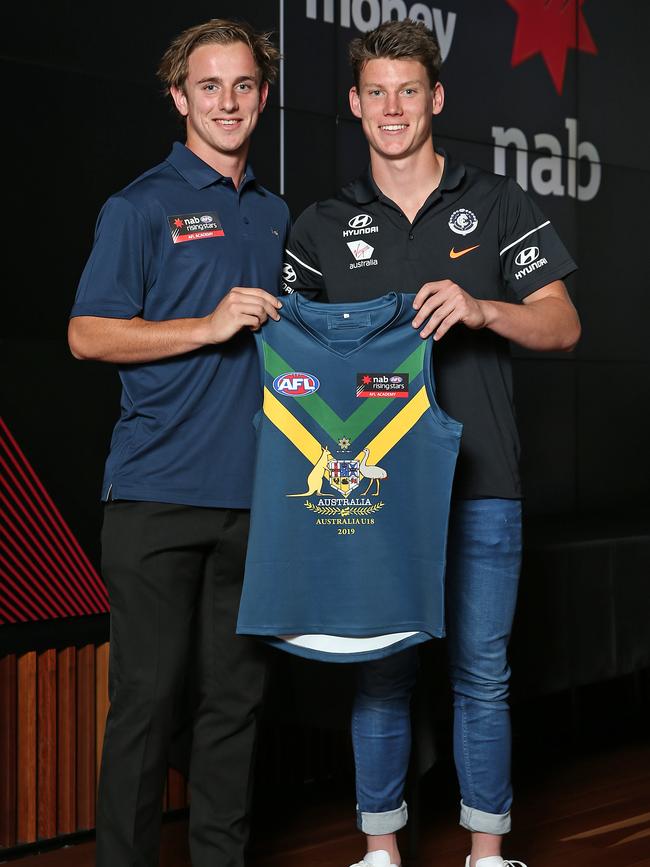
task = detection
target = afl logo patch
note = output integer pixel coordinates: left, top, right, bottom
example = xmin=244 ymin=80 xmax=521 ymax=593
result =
xmin=273 ymin=372 xmax=320 ymax=396
xmin=449 ymin=208 xmax=478 ymax=236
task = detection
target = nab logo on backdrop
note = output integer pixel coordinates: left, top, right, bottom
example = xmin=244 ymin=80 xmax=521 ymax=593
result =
xmin=493 ymin=0 xmax=601 ymax=201
xmin=273 ymin=372 xmax=320 ymax=397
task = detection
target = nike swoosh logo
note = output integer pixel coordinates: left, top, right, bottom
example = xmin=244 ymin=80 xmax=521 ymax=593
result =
xmin=449 ymin=244 xmax=480 ymax=259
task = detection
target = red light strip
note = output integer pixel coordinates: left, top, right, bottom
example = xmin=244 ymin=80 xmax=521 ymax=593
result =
xmin=4 ymin=500 xmax=91 ymax=614
xmin=0 ymin=418 xmax=108 ymax=608
xmin=1 ymin=476 xmax=100 ymax=613
xmin=0 ymin=453 xmax=104 ymax=605
xmin=0 ymin=546 xmax=68 ymax=619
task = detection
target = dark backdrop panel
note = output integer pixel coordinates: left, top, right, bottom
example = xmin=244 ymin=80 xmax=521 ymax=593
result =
xmin=576 ymin=361 xmax=650 ymax=512
xmin=2 ymin=1 xmax=649 ymax=627
xmin=578 ymin=0 xmax=650 ymax=172
xmin=514 ymin=359 xmax=578 ymax=516
xmin=576 ymin=163 xmax=650 ymax=363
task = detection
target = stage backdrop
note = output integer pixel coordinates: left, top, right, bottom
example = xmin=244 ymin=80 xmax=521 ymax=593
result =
xmin=2 ymin=0 xmax=649 ymax=626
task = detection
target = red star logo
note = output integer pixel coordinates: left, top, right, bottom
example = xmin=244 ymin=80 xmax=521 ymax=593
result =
xmin=173 ymin=218 xmax=184 ymax=228
xmin=505 ymin=0 xmax=597 ymax=94
xmin=362 ymin=375 xmax=372 ymax=384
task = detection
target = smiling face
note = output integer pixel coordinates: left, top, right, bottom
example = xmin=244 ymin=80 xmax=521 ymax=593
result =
xmin=349 ymin=57 xmax=443 ymax=163
xmin=171 ymin=41 xmax=268 ymax=171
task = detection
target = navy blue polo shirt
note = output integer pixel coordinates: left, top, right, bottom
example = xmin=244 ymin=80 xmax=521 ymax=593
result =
xmin=71 ymin=142 xmax=290 ymax=508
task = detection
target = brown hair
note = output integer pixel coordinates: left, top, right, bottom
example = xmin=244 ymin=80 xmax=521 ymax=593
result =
xmin=349 ymin=19 xmax=441 ymax=89
xmin=157 ymin=18 xmax=280 ymax=100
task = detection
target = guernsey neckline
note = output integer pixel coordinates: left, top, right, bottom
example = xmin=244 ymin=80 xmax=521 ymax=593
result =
xmin=290 ymin=291 xmax=405 ymax=358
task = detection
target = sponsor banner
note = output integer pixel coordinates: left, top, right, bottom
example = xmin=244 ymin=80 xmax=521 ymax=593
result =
xmin=356 ymin=373 xmax=409 ymax=398
xmin=168 ymin=212 xmax=224 ymax=244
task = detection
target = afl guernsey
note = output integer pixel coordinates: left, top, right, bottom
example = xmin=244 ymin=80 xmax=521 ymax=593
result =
xmin=236 ymin=292 xmax=462 ymax=663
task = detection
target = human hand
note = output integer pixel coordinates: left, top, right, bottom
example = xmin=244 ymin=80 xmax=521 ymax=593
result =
xmin=203 ymin=287 xmax=282 ymax=344
xmin=412 ymin=280 xmax=488 ymax=340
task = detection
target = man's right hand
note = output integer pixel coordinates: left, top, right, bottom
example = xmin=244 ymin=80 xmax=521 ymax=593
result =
xmin=68 ymin=287 xmax=283 ymax=365
xmin=201 ymin=287 xmax=283 ymax=344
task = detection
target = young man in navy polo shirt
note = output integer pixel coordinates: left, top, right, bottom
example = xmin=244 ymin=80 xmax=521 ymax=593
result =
xmin=69 ymin=19 xmax=289 ymax=867
xmin=284 ymin=20 xmax=580 ymax=867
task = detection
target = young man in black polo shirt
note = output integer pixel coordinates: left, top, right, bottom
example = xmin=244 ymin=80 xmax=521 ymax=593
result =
xmin=284 ymin=19 xmax=580 ymax=867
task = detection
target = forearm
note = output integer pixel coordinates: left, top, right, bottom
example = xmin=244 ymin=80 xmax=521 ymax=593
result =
xmin=68 ymin=315 xmax=213 ymax=363
xmin=479 ymin=294 xmax=581 ymax=352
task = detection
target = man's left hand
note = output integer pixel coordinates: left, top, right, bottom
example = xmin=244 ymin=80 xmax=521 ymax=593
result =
xmin=412 ymin=280 xmax=487 ymax=340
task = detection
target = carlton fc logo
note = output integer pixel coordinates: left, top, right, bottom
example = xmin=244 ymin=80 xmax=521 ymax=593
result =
xmin=449 ymin=208 xmax=478 ymax=236
xmin=273 ymin=372 xmax=320 ymax=396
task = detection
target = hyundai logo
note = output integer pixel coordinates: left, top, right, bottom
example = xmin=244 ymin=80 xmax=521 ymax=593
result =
xmin=515 ymin=246 xmax=540 ymax=267
xmin=283 ymin=263 xmax=297 ymax=282
xmin=348 ymin=213 xmax=373 ymax=229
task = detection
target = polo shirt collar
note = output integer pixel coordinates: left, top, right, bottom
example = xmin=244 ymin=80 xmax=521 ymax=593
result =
xmin=348 ymin=148 xmax=466 ymax=204
xmin=166 ymin=141 xmax=257 ymax=190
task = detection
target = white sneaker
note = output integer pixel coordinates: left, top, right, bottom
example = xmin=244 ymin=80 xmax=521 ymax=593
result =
xmin=350 ymin=851 xmax=398 ymax=867
xmin=464 ymin=858 xmax=527 ymax=867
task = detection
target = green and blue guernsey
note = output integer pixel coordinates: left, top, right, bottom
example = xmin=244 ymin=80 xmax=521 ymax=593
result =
xmin=237 ymin=292 xmax=462 ymax=662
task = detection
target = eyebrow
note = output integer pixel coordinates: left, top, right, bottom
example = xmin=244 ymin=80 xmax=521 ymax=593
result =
xmin=364 ymin=79 xmax=423 ymax=88
xmin=195 ymin=74 xmax=257 ymax=85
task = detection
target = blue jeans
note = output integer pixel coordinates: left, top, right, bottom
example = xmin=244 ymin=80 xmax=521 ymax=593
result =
xmin=352 ymin=498 xmax=522 ymax=836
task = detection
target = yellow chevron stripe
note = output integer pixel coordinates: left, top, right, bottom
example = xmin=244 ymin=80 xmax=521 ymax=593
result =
xmin=263 ymin=387 xmax=322 ymax=463
xmin=356 ymin=386 xmax=430 ymax=464
xmin=264 ymin=385 xmax=431 ymax=469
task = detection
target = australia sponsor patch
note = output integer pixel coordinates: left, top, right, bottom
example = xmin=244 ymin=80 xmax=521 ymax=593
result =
xmin=356 ymin=373 xmax=409 ymax=398
xmin=168 ymin=212 xmax=224 ymax=244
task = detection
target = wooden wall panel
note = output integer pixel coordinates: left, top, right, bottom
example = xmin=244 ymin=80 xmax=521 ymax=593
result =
xmin=57 ymin=647 xmax=76 ymax=835
xmin=37 ymin=649 xmax=57 ymax=840
xmin=95 ymin=642 xmax=109 ymax=786
xmin=76 ymin=645 xmax=95 ymax=830
xmin=17 ymin=651 xmax=37 ymax=843
xmin=1 ymin=640 xmax=188 ymax=852
xmin=0 ymin=654 xmax=17 ymax=847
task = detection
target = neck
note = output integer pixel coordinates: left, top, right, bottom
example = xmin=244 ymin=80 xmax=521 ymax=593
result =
xmin=369 ymin=143 xmax=444 ymax=221
xmin=184 ymin=139 xmax=249 ymax=189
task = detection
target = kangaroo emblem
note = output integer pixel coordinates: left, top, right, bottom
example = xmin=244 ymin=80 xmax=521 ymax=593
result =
xmin=287 ymin=446 xmax=333 ymax=497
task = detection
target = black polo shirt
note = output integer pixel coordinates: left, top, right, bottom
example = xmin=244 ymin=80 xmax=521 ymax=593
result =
xmin=284 ymin=152 xmax=576 ymax=499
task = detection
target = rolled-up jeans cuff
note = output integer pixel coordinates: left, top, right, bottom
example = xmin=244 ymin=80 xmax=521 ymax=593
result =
xmin=459 ymin=800 xmax=511 ymax=834
xmin=357 ymin=801 xmax=408 ymax=834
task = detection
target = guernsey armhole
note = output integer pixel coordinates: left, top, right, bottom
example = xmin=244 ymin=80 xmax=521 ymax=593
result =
xmin=277 ymin=631 xmax=421 ymax=654
xmin=422 ymin=341 xmax=463 ymax=434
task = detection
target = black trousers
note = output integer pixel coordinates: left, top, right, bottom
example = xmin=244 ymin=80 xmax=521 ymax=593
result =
xmin=97 ymin=501 xmax=268 ymax=867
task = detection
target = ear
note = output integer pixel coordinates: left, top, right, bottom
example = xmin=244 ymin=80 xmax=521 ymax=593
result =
xmin=431 ymin=81 xmax=444 ymax=117
xmin=170 ymin=85 xmax=189 ymax=118
xmin=258 ymin=80 xmax=269 ymax=114
xmin=349 ymin=86 xmax=362 ymax=119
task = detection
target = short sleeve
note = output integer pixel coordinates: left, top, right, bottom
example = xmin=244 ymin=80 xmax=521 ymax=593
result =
xmin=70 ymin=196 xmax=150 ymax=319
xmin=283 ymin=204 xmax=326 ymax=299
xmin=498 ymin=177 xmax=576 ymax=300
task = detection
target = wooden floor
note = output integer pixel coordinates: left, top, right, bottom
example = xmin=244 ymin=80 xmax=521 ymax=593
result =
xmin=7 ymin=739 xmax=649 ymax=867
